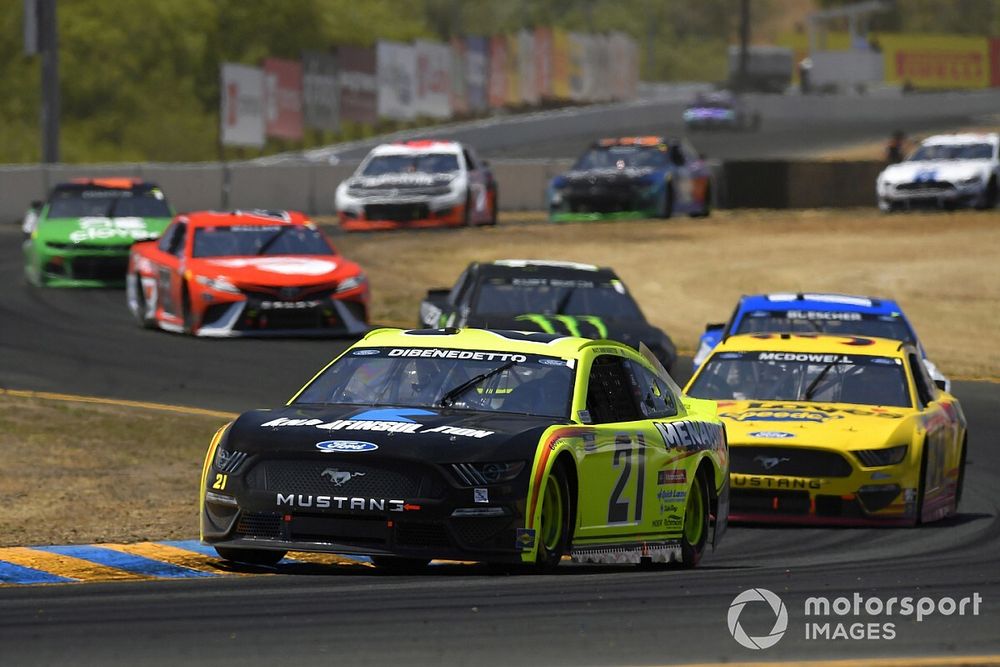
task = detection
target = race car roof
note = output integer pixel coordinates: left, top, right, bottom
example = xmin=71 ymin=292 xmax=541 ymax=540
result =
xmin=53 ymin=178 xmax=159 ymax=194
xmin=178 ymin=210 xmax=312 ymax=228
xmin=739 ymin=293 xmax=902 ymax=316
xmin=921 ymin=133 xmax=999 ymax=146
xmin=370 ymin=140 xmax=463 ymax=156
xmin=477 ymin=259 xmax=615 ymax=281
xmin=596 ymin=136 xmax=668 ymax=147
xmin=713 ymin=333 xmax=909 ymax=358
xmin=357 ymin=326 xmax=613 ymax=359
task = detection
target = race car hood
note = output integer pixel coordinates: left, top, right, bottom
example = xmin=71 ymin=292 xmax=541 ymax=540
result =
xmin=188 ymin=255 xmax=359 ymax=288
xmin=35 ymin=215 xmax=169 ymax=246
xmin=555 ymin=167 xmax=660 ymax=187
xmin=715 ymin=399 xmax=916 ymax=449
xmin=346 ymin=172 xmax=457 ymax=191
xmin=879 ymin=160 xmax=991 ymax=183
xmin=223 ymin=404 xmax=562 ymax=463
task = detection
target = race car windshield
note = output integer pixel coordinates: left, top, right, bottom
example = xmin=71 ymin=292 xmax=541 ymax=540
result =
xmin=573 ymin=146 xmax=668 ymax=170
xmin=192 ymin=225 xmax=333 ymax=258
xmin=688 ymin=352 xmax=911 ymax=408
xmin=47 ymin=191 xmax=170 ymax=218
xmin=735 ymin=312 xmax=914 ymax=342
xmin=909 ymin=143 xmax=994 ymax=161
xmin=361 ymin=153 xmax=460 ymax=175
xmin=294 ymin=348 xmax=575 ymax=419
xmin=474 ymin=278 xmax=644 ymax=320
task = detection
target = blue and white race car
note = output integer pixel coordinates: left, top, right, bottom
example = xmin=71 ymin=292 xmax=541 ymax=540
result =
xmin=877 ymin=133 xmax=999 ymax=211
xmin=692 ymin=292 xmax=950 ymax=391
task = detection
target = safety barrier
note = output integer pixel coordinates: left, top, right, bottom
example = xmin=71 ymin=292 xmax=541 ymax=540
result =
xmin=0 ymin=158 xmax=885 ymax=223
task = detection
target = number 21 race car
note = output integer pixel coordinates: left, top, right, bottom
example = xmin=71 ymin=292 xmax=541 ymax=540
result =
xmin=201 ymin=328 xmax=729 ymax=570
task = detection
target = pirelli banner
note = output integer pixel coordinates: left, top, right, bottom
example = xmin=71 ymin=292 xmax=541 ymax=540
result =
xmin=879 ymin=33 xmax=990 ymax=90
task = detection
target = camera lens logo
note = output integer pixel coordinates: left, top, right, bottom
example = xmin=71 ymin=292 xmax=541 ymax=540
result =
xmin=727 ymin=588 xmax=788 ymax=650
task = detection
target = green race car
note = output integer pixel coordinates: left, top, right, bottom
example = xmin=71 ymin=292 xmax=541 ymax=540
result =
xmin=23 ymin=178 xmax=174 ymax=287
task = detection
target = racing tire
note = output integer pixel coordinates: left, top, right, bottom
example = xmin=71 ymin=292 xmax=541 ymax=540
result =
xmin=679 ymin=470 xmax=710 ymax=568
xmin=128 ymin=272 xmax=156 ymax=329
xmin=657 ymin=184 xmax=674 ymax=220
xmin=915 ymin=439 xmax=929 ymax=525
xmin=462 ymin=192 xmax=473 ymax=227
xmin=976 ymin=177 xmax=998 ymax=210
xmin=215 ymin=547 xmax=287 ymax=567
xmin=371 ymin=556 xmax=432 ymax=573
xmin=181 ymin=282 xmax=195 ymax=334
xmin=690 ymin=184 xmax=711 ymax=218
xmin=488 ymin=185 xmax=499 ymax=225
xmin=535 ymin=462 xmax=572 ymax=571
xmin=955 ymin=436 xmax=968 ymax=509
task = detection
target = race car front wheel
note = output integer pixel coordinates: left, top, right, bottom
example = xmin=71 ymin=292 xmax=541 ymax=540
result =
xmin=128 ymin=272 xmax=156 ymax=329
xmin=679 ymin=470 xmax=709 ymax=568
xmin=535 ymin=463 xmax=571 ymax=571
xmin=657 ymin=185 xmax=674 ymax=219
xmin=215 ymin=547 xmax=287 ymax=567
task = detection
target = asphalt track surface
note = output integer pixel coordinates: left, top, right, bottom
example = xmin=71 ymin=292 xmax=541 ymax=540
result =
xmin=1 ymin=224 xmax=999 ymax=665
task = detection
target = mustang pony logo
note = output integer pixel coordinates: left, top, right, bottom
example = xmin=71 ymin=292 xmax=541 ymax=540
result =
xmin=321 ymin=468 xmax=366 ymax=486
xmin=754 ymin=455 xmax=790 ymax=471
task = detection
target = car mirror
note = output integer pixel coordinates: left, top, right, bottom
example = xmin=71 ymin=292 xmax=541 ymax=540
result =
xmin=705 ymin=322 xmax=725 ymax=332
xmin=426 ymin=288 xmax=450 ymax=299
xmin=577 ymin=409 xmax=593 ymax=425
xmin=933 ymin=379 xmax=948 ymax=391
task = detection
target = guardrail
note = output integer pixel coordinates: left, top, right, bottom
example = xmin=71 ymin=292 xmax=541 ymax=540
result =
xmin=0 ymin=158 xmax=883 ymax=223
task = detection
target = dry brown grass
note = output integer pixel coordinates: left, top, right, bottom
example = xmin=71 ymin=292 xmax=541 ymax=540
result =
xmin=816 ymin=125 xmax=1000 ymax=161
xmin=0 ymin=395 xmax=229 ymax=547
xmin=329 ymin=209 xmax=1000 ymax=379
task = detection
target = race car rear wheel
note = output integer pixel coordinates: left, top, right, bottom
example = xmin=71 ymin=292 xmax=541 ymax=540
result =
xmin=535 ymin=463 xmax=571 ymax=571
xmin=657 ymin=184 xmax=674 ymax=219
xmin=371 ymin=556 xmax=431 ymax=573
xmin=916 ymin=438 xmax=930 ymax=525
xmin=679 ymin=470 xmax=709 ymax=568
xmin=976 ymin=177 xmax=998 ymax=210
xmin=488 ymin=185 xmax=499 ymax=225
xmin=955 ymin=435 xmax=968 ymax=509
xmin=215 ymin=547 xmax=286 ymax=567
xmin=462 ymin=192 xmax=473 ymax=226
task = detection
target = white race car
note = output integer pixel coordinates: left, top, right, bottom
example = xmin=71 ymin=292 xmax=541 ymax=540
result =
xmin=877 ymin=133 xmax=999 ymax=212
xmin=335 ymin=140 xmax=498 ymax=231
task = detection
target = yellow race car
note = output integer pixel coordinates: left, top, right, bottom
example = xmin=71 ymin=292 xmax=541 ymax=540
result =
xmin=684 ymin=333 xmax=967 ymax=526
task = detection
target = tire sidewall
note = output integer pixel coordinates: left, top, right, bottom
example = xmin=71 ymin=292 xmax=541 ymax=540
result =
xmin=680 ymin=470 xmax=709 ymax=567
xmin=535 ymin=463 xmax=571 ymax=571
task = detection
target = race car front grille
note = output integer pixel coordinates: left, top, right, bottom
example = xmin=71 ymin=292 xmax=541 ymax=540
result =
xmin=245 ymin=460 xmax=445 ymax=500
xmin=253 ymin=308 xmax=328 ymax=330
xmin=730 ymin=446 xmax=853 ymax=478
xmin=69 ymin=255 xmax=129 ymax=281
xmin=394 ymin=521 xmax=451 ymax=549
xmin=364 ymin=203 xmax=431 ymax=222
xmin=732 ymin=489 xmax=811 ymax=515
xmin=235 ymin=512 xmax=283 ymax=539
xmin=896 ymin=181 xmax=955 ymax=193
xmin=288 ymin=515 xmax=387 ymax=545
xmin=451 ymin=517 xmax=513 ymax=548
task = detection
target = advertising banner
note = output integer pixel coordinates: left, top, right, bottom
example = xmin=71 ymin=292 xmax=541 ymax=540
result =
xmin=466 ymin=36 xmax=489 ymax=112
xmin=377 ymin=40 xmax=417 ymax=121
xmin=263 ymin=58 xmax=304 ymax=140
xmin=302 ymin=51 xmax=339 ymax=132
xmin=505 ymin=33 xmax=521 ymax=106
xmin=551 ymin=28 xmax=571 ymax=100
xmin=488 ymin=35 xmax=507 ymax=108
xmin=220 ymin=63 xmax=265 ymax=148
xmin=879 ymin=33 xmax=990 ymax=89
xmin=518 ymin=29 xmax=538 ymax=105
xmin=415 ymin=39 xmax=452 ymax=119
xmin=534 ymin=27 xmax=553 ymax=101
xmin=338 ymin=45 xmax=377 ymax=125
xmin=450 ymin=37 xmax=468 ymax=116
xmin=568 ymin=32 xmax=587 ymax=101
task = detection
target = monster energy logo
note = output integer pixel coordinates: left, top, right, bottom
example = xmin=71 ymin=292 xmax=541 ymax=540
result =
xmin=515 ymin=314 xmax=608 ymax=338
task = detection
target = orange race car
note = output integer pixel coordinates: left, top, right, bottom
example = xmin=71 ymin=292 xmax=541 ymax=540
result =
xmin=126 ymin=210 xmax=369 ymax=337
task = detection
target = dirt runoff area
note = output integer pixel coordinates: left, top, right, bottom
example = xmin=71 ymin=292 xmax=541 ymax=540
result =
xmin=332 ymin=209 xmax=1000 ymax=380
xmin=0 ymin=392 xmax=231 ymax=547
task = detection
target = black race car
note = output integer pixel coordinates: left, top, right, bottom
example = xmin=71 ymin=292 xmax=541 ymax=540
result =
xmin=417 ymin=259 xmax=677 ymax=371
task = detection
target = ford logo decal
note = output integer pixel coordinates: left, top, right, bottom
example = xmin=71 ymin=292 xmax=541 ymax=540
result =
xmin=315 ymin=440 xmax=379 ymax=453
xmin=748 ymin=431 xmax=795 ymax=439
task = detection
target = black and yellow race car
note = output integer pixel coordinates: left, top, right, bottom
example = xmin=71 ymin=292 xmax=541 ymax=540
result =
xmin=201 ymin=328 xmax=728 ymax=570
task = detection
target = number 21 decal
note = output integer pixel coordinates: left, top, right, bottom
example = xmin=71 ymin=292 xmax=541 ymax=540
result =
xmin=212 ymin=473 xmax=228 ymax=490
xmin=608 ymin=434 xmax=645 ymax=523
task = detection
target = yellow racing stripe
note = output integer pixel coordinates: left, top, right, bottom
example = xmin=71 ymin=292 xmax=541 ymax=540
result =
xmin=0 ymin=388 xmax=237 ymax=420
xmin=101 ymin=542 xmax=246 ymax=576
xmin=0 ymin=547 xmax=150 ymax=583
